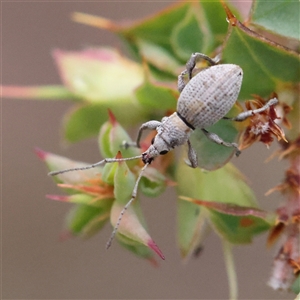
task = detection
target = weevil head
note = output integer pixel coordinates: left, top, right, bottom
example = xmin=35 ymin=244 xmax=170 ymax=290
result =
xmin=142 ymin=135 xmax=171 ymax=164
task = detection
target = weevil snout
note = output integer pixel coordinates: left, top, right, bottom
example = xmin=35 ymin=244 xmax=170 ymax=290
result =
xmin=142 ymin=135 xmax=172 ymax=164
xmin=142 ymin=152 xmax=154 ymax=164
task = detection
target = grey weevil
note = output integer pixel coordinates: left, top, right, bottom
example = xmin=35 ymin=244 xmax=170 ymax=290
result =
xmin=49 ymin=52 xmax=279 ymax=249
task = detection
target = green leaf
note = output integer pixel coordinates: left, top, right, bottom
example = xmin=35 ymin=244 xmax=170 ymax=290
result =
xmin=181 ymin=197 xmax=273 ymax=244
xmin=113 ymin=159 xmax=136 ymax=204
xmin=116 ymin=233 xmax=157 ymax=262
xmin=66 ymin=202 xmax=111 ymax=237
xmin=76 ymin=2 xmax=230 ymax=73
xmin=170 ymin=1 xmax=229 ymax=61
xmin=36 ymin=148 xmax=102 ymax=184
xmin=291 ymin=275 xmax=300 ymax=294
xmin=98 ymin=112 xmax=141 ymax=160
xmin=120 ymin=2 xmax=190 ymax=61
xmin=210 ymin=211 xmax=270 ymax=244
xmin=222 ymin=19 xmax=300 ymax=99
xmin=251 ymin=0 xmax=300 ymax=40
xmin=53 ymin=48 xmax=144 ymax=102
xmin=139 ymin=167 xmax=166 ymax=197
xmin=177 ymin=197 xmax=208 ymax=259
xmin=63 ymin=102 xmax=146 ymax=143
xmin=176 ymin=156 xmax=210 ymax=258
xmin=189 ymin=105 xmax=243 ymax=171
xmin=135 ymin=39 xmax=181 ymax=75
xmin=108 ymin=159 xmax=165 ymax=260
xmin=170 ymin=6 xmax=206 ymax=61
xmin=1 ymin=85 xmax=77 ymax=100
xmin=135 ymin=77 xmax=178 ymax=111
xmin=177 ymin=161 xmax=268 ymax=252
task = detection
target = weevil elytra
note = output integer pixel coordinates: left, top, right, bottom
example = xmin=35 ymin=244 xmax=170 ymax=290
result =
xmin=49 ymin=52 xmax=279 ymax=249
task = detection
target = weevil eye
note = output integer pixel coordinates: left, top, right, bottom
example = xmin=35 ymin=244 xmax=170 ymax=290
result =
xmin=151 ymin=137 xmax=155 ymax=144
xmin=159 ymin=150 xmax=168 ymax=155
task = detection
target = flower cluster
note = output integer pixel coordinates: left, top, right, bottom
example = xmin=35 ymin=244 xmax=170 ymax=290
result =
xmin=239 ymin=94 xmax=290 ymax=150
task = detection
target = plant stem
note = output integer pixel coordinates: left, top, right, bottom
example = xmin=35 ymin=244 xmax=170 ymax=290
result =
xmin=222 ymin=240 xmax=238 ymax=300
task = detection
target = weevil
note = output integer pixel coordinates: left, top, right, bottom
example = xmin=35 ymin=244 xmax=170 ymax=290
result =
xmin=49 ymin=52 xmax=279 ymax=249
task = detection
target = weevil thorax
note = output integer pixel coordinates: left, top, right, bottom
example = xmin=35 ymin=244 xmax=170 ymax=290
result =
xmin=177 ymin=64 xmax=243 ymax=129
xmin=142 ymin=112 xmax=192 ymax=164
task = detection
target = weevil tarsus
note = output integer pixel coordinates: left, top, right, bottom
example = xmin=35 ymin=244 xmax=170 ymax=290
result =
xmin=201 ymin=128 xmax=241 ymax=157
xmin=186 ymin=139 xmax=198 ymax=168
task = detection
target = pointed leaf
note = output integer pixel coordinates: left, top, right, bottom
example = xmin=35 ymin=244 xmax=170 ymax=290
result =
xmin=111 ymin=201 xmax=164 ymax=260
xmin=180 ymin=196 xmax=273 ymax=244
xmin=209 ymin=211 xmax=270 ymax=244
xmin=139 ymin=166 xmax=167 ymax=197
xmin=98 ymin=112 xmax=141 ymax=160
xmin=135 ymin=77 xmax=178 ymax=111
xmin=116 ymin=233 xmax=158 ymax=263
xmin=170 ymin=0 xmax=231 ymax=61
xmin=135 ymin=39 xmax=181 ymax=75
xmin=176 ymin=157 xmax=211 ymax=258
xmin=1 ymin=85 xmax=76 ymax=100
xmin=110 ymin=159 xmax=165 ymax=259
xmin=63 ymin=102 xmax=147 ymax=143
xmin=53 ymin=48 xmax=144 ymax=102
xmin=66 ymin=202 xmax=111 ymax=237
xmin=177 ymin=160 xmax=268 ymax=248
xmin=291 ymin=275 xmax=300 ymax=294
xmin=35 ymin=148 xmax=102 ymax=184
xmin=180 ymin=197 xmax=270 ymax=219
xmin=119 ymin=2 xmax=190 ymax=61
xmin=113 ymin=158 xmax=136 ymax=203
xmin=222 ymin=15 xmax=300 ymax=99
xmin=251 ymin=0 xmax=300 ymax=40
xmin=47 ymin=193 xmax=102 ymax=206
xmin=170 ymin=6 xmax=206 ymax=61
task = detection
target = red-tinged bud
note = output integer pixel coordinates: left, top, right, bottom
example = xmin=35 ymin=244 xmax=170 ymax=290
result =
xmin=108 ymin=109 xmax=117 ymax=126
xmin=147 ymin=240 xmax=165 ymax=260
xmin=35 ymin=147 xmax=48 ymax=160
xmin=52 ymin=48 xmax=143 ymax=103
xmin=36 ymin=148 xmax=102 ymax=184
xmin=98 ymin=114 xmax=140 ymax=167
xmin=110 ymin=202 xmax=164 ymax=259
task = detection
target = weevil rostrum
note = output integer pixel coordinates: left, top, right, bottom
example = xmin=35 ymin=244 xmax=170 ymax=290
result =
xmin=49 ymin=52 xmax=279 ymax=249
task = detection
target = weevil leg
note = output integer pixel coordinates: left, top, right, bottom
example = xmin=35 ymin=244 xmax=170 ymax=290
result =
xmin=106 ymin=163 xmax=151 ymax=251
xmin=178 ymin=53 xmax=218 ymax=92
xmin=224 ymin=97 xmax=278 ymax=122
xmin=135 ymin=120 xmax=162 ymax=148
xmin=202 ymin=128 xmax=241 ymax=156
xmin=185 ymin=139 xmax=198 ymax=168
xmin=178 ymin=70 xmax=188 ymax=92
xmin=186 ymin=53 xmax=218 ymax=79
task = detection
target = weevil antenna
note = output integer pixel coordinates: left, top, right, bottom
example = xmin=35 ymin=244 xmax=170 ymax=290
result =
xmin=48 ymin=155 xmax=143 ymax=176
xmin=106 ymin=163 xmax=150 ymax=250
